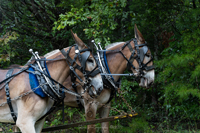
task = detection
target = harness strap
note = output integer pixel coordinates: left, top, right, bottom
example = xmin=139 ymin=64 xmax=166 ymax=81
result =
xmin=69 ymin=68 xmax=84 ymax=110
xmin=121 ymin=39 xmax=133 ymax=50
xmin=71 ymin=82 xmax=84 ymax=109
xmin=70 ymin=65 xmax=83 ymax=82
xmin=119 ymin=50 xmax=136 ymax=70
xmin=29 ymin=64 xmax=80 ymax=98
xmin=134 ymin=39 xmax=141 ymax=67
xmin=60 ymin=48 xmax=84 ymax=82
xmin=0 ymin=67 xmax=28 ymax=86
xmin=127 ymin=42 xmax=134 ymax=53
xmin=61 ymin=45 xmax=100 ymax=81
xmin=5 ymin=69 xmax=17 ymax=123
xmin=127 ymin=49 xmax=136 ymax=71
xmin=142 ymin=55 xmax=155 ymax=71
xmin=86 ymin=65 xmax=100 ymax=77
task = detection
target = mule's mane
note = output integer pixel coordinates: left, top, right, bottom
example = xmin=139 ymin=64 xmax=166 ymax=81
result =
xmin=0 ymin=49 xmax=60 ymax=70
xmin=105 ymin=42 xmax=124 ymax=49
xmin=44 ymin=49 xmax=60 ymax=58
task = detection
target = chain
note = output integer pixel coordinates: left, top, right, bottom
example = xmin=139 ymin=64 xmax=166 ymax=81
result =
xmin=0 ymin=81 xmax=84 ymax=107
xmin=0 ymin=83 xmax=47 ymax=107
xmin=0 ymin=83 xmax=135 ymax=117
xmin=117 ymin=89 xmax=135 ymax=114
xmin=99 ymin=101 xmax=127 ymax=115
xmin=0 ymin=90 xmax=33 ymax=107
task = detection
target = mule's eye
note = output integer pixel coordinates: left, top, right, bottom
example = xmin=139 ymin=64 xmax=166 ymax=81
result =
xmin=87 ymin=58 xmax=94 ymax=63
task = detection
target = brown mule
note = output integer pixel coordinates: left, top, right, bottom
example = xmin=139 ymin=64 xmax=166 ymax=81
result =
xmin=63 ymin=24 xmax=155 ymax=133
xmin=0 ymin=31 xmax=103 ymax=133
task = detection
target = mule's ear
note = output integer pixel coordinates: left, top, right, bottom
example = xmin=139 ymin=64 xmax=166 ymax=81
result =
xmin=134 ymin=24 xmax=145 ymax=44
xmin=71 ymin=30 xmax=87 ymax=49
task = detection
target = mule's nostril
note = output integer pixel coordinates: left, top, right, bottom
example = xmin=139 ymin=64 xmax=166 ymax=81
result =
xmin=97 ymin=87 xmax=103 ymax=95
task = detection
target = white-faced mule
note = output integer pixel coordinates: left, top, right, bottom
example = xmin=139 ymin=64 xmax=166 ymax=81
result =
xmin=0 ymin=31 xmax=103 ymax=133
xmin=63 ymin=24 xmax=155 ymax=133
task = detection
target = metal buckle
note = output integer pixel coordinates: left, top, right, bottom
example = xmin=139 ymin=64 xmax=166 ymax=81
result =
xmin=70 ymin=66 xmax=74 ymax=71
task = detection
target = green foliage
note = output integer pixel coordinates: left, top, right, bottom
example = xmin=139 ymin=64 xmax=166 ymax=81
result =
xmin=126 ymin=118 xmax=150 ymax=133
xmin=43 ymin=107 xmax=87 ymax=133
xmin=154 ymin=0 xmax=200 ymax=129
xmin=54 ymin=0 xmax=127 ymax=46
xmin=0 ymin=123 xmax=13 ymax=132
xmin=0 ymin=32 xmax=18 ymax=67
xmin=1 ymin=0 xmax=200 ymax=132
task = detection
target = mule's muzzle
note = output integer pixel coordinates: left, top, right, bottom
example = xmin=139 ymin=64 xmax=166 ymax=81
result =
xmin=139 ymin=77 xmax=154 ymax=88
xmin=88 ymin=85 xmax=103 ymax=97
xmin=87 ymin=75 xmax=103 ymax=97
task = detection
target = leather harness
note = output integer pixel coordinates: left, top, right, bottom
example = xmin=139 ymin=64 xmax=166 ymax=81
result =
xmin=1 ymin=44 xmax=100 ymax=123
xmin=93 ymin=38 xmax=154 ymax=104
xmin=73 ymin=38 xmax=154 ymax=108
xmin=5 ymin=69 xmax=17 ymax=122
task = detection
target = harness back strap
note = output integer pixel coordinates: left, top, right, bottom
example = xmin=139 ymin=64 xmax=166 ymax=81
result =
xmin=5 ymin=69 xmax=17 ymax=122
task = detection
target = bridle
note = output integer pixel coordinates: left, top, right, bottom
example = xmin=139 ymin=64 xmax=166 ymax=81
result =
xmin=60 ymin=44 xmax=101 ymax=92
xmin=96 ymin=38 xmax=155 ymax=84
xmin=89 ymin=38 xmax=155 ymax=104
xmin=120 ymin=38 xmax=155 ymax=77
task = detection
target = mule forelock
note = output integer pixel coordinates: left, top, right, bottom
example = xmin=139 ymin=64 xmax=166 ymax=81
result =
xmin=105 ymin=42 xmax=124 ymax=49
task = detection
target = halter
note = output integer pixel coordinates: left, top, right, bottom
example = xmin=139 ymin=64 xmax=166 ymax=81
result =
xmin=60 ymin=44 xmax=101 ymax=92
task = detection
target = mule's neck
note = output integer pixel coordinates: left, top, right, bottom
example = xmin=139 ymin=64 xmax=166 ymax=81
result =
xmin=45 ymin=51 xmax=70 ymax=84
xmin=106 ymin=43 xmax=130 ymax=82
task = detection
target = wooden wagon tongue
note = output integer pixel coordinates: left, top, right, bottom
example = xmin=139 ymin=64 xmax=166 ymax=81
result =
xmin=42 ymin=113 xmax=138 ymax=132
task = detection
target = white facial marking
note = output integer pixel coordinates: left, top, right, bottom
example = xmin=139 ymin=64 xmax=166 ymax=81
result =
xmin=86 ymin=57 xmax=103 ymax=94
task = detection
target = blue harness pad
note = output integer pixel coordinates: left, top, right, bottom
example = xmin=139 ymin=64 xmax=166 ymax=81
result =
xmin=103 ymin=51 xmax=114 ymax=80
xmin=29 ymin=61 xmax=50 ymax=98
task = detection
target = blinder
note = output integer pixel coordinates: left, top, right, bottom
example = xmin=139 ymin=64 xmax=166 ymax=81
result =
xmin=61 ymin=44 xmax=101 ymax=91
xmin=80 ymin=51 xmax=90 ymax=71
xmin=139 ymin=46 xmax=148 ymax=62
